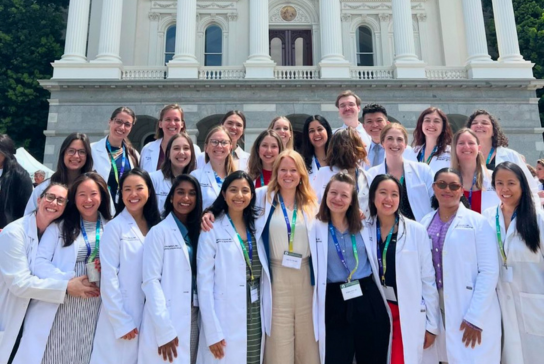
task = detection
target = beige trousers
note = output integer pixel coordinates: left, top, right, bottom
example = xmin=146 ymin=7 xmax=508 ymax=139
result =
xmin=264 ymin=258 xmax=320 ymax=364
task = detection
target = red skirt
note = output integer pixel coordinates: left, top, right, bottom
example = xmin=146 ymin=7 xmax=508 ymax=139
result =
xmin=388 ymin=301 xmax=405 ymax=364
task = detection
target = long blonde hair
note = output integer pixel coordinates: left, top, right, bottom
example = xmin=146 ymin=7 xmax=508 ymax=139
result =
xmin=266 ymin=150 xmax=317 ymax=217
xmin=204 ymin=126 xmax=235 ymax=175
xmin=268 ymin=116 xmax=294 ymax=150
xmin=451 ymin=128 xmax=485 ymax=190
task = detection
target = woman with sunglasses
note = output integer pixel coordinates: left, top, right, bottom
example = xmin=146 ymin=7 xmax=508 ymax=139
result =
xmin=367 ymin=123 xmax=434 ymax=221
xmin=420 ymin=168 xmax=500 ymax=364
xmin=0 ymin=183 xmax=100 ymax=364
xmin=191 ymin=126 xmax=236 ymax=210
xmin=482 ymin=162 xmax=544 ymax=364
xmin=150 ymin=133 xmax=197 ymax=215
xmin=25 ymin=132 xmax=94 ymax=215
xmin=139 ymin=175 xmax=202 ymax=364
xmin=13 ymin=172 xmax=112 ymax=364
xmin=92 ymin=107 xmax=140 ymax=212
xmin=411 ymin=107 xmax=453 ymax=175
xmin=247 ymin=130 xmax=284 ymax=187
xmin=269 ymin=116 xmax=294 ymax=150
xmin=300 ymin=115 xmax=333 ymax=181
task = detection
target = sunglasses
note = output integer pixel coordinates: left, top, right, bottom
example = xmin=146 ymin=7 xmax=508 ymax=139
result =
xmin=433 ymin=181 xmax=462 ymax=191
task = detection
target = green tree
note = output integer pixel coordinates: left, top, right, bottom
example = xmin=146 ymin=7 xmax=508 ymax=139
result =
xmin=0 ymin=0 xmax=67 ymax=161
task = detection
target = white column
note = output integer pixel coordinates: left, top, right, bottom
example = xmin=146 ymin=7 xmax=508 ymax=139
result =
xmin=58 ymin=0 xmax=91 ymax=62
xmin=461 ymin=0 xmax=492 ymax=63
xmin=244 ymin=0 xmax=275 ymax=79
xmin=318 ymin=0 xmax=350 ymax=79
xmin=379 ymin=14 xmax=392 ymax=66
xmin=391 ymin=0 xmax=426 ymax=78
xmin=93 ymin=0 xmax=123 ymax=62
xmin=147 ymin=13 xmax=160 ymax=66
xmin=168 ymin=0 xmax=200 ymax=79
xmin=491 ymin=0 xmax=524 ymax=62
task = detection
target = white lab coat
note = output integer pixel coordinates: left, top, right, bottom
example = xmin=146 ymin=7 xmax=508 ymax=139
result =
xmin=24 ymin=179 xmax=50 ymax=215
xmin=138 ymin=214 xmax=195 ymax=364
xmin=483 ymin=206 xmax=544 ymax=364
xmin=311 ymin=165 xmax=371 ymax=217
xmin=420 ymin=205 xmax=501 ymax=364
xmin=196 ymin=214 xmax=269 ymax=364
xmin=0 ymin=214 xmax=68 ymax=364
xmin=190 ymin=162 xmax=222 ymax=210
xmin=411 ymin=145 xmax=452 ymax=176
xmin=12 ymin=217 xmax=108 ymax=364
xmin=90 ymin=209 xmax=146 ymax=364
xmin=476 ymin=168 xmax=501 ymax=213
xmin=150 ymin=170 xmax=172 ymax=216
xmin=367 ymin=160 xmax=434 ymax=221
xmin=362 ymin=217 xmax=440 ymax=364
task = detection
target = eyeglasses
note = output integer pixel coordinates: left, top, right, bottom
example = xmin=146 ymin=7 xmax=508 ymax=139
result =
xmin=208 ymin=139 xmax=231 ymax=147
xmin=66 ymin=148 xmax=87 ymax=156
xmin=433 ymin=181 xmax=462 ymax=191
xmin=113 ymin=119 xmax=133 ymax=128
xmin=43 ymin=193 xmax=67 ymax=206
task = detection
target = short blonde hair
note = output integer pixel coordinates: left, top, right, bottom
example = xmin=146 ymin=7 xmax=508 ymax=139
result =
xmin=335 ymin=90 xmax=362 ymax=108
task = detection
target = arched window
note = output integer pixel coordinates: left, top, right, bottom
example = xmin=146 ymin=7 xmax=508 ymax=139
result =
xmin=165 ymin=25 xmax=176 ymax=64
xmin=205 ymin=25 xmax=223 ymax=66
xmin=356 ymin=26 xmax=374 ymax=66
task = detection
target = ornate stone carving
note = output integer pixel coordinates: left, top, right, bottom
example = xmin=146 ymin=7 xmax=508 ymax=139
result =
xmin=270 ymin=5 xmax=310 ymax=23
xmin=148 ymin=12 xmax=161 ymax=21
xmin=227 ymin=12 xmax=238 ymax=21
xmin=379 ymin=13 xmax=390 ymax=22
xmin=417 ymin=13 xmax=427 ymax=22
xmin=341 ymin=13 xmax=351 ymax=22
xmin=197 ymin=2 xmax=235 ymax=9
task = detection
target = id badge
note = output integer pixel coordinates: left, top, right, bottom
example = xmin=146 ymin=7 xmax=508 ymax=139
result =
xmin=384 ymin=286 xmax=397 ymax=302
xmin=193 ymin=292 xmax=199 ymax=307
xmin=250 ymin=285 xmax=259 ymax=303
xmin=282 ymin=251 xmax=302 ymax=269
xmin=501 ymin=266 xmax=513 ymax=283
xmin=340 ymin=280 xmax=363 ymax=301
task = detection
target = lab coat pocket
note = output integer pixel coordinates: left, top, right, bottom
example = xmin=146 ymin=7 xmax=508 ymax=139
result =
xmin=519 ymin=292 xmax=544 ymax=336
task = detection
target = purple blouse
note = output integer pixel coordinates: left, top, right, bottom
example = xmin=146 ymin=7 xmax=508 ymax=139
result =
xmin=427 ymin=211 xmax=455 ymax=290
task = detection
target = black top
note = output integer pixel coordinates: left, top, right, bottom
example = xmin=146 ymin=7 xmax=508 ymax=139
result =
xmin=400 ymin=180 xmax=415 ymax=220
xmin=379 ymin=231 xmax=398 ymax=301
xmin=486 ymin=156 xmax=496 ymax=170
xmin=107 ymin=144 xmax=132 ymax=211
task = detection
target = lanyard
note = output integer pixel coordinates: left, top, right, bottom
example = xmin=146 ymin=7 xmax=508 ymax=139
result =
xmin=468 ymin=174 xmax=477 ymax=208
xmin=329 ymin=223 xmax=359 ymax=282
xmin=486 ymin=147 xmax=495 ymax=165
xmin=495 ymin=207 xmax=517 ymax=268
xmin=106 ymin=139 xmax=126 ymax=188
xmin=314 ymin=156 xmax=321 ymax=170
xmin=376 ymin=216 xmax=398 ymax=285
xmin=260 ymin=173 xmax=265 ymax=187
xmin=213 ymin=171 xmax=224 ymax=188
xmin=419 ymin=144 xmax=438 ymax=165
xmin=227 ymin=213 xmax=254 ymax=281
xmin=279 ymin=194 xmax=297 ymax=252
xmin=385 ymin=162 xmax=405 ymax=185
xmin=81 ymin=218 xmax=101 ymax=264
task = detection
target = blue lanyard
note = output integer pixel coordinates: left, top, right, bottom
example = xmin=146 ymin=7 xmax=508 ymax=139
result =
xmin=314 ymin=156 xmax=321 ymax=170
xmin=106 ymin=139 xmax=126 ymax=202
xmin=385 ymin=161 xmax=405 ymax=185
xmin=213 ymin=171 xmax=224 ymax=188
xmin=260 ymin=173 xmax=265 ymax=187
xmin=468 ymin=174 xmax=477 ymax=209
xmin=226 ymin=213 xmax=254 ymax=281
xmin=376 ymin=216 xmax=398 ymax=285
xmin=418 ymin=144 xmax=438 ymax=165
xmin=81 ymin=218 xmax=102 ymax=264
xmin=279 ymin=194 xmax=297 ymax=252
xmin=328 ymin=223 xmax=359 ymax=282
xmin=486 ymin=147 xmax=495 ymax=165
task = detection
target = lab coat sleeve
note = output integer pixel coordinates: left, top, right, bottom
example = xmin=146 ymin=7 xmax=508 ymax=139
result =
xmin=197 ymin=229 xmax=225 ymax=346
xmin=33 ymin=224 xmax=75 ymax=280
xmin=100 ymin=222 xmax=137 ymax=339
xmin=463 ymin=218 xmax=499 ymax=328
xmin=0 ymin=225 xmax=67 ymax=303
xmin=141 ymin=227 xmax=178 ymax=346
xmin=417 ymin=226 xmax=440 ymax=335
xmin=422 ymin=164 xmax=435 ymax=198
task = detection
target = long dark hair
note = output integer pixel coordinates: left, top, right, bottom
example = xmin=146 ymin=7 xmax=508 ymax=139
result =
xmin=61 ymin=172 xmax=112 ymax=247
xmin=115 ymin=168 xmax=161 ymax=228
xmin=204 ymin=171 xmax=259 ymax=236
xmin=247 ymin=129 xmax=284 ymax=180
xmin=412 ymin=107 xmax=453 ymax=156
xmin=300 ymin=115 xmax=333 ymax=174
xmin=369 ymin=174 xmax=402 ymax=218
xmin=51 ymin=133 xmax=94 ymax=185
xmin=316 ymin=172 xmax=362 ymax=234
xmin=430 ymin=168 xmax=470 ymax=209
xmin=492 ymin=162 xmax=540 ymax=253
xmin=160 ymin=133 xmax=196 ymax=181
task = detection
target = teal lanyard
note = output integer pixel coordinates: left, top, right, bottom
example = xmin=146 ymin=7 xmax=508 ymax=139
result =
xmin=81 ymin=218 xmax=101 ymax=263
xmin=376 ymin=216 xmax=398 ymax=285
xmin=419 ymin=144 xmax=438 ymax=165
xmin=279 ymin=194 xmax=297 ymax=252
xmin=495 ymin=207 xmax=517 ymax=268
xmin=385 ymin=161 xmax=405 ymax=185
xmin=227 ymin=213 xmax=255 ymax=282
xmin=486 ymin=147 xmax=495 ymax=165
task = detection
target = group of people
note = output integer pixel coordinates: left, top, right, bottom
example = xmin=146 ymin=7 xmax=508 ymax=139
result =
xmin=0 ymin=89 xmax=542 ymax=364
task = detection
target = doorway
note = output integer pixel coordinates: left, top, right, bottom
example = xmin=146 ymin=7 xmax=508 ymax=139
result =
xmin=269 ymin=30 xmax=313 ymax=66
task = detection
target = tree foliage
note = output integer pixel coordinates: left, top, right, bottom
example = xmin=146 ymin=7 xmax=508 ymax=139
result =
xmin=0 ymin=0 xmax=67 ymax=161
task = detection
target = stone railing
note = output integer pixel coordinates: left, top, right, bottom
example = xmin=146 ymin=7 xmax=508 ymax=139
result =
xmin=425 ymin=67 xmax=468 ymax=80
xmin=350 ymin=66 xmax=394 ymax=80
xmin=274 ymin=66 xmax=320 ymax=80
xmin=199 ymin=66 xmax=246 ymax=80
xmin=121 ymin=66 xmax=167 ymax=80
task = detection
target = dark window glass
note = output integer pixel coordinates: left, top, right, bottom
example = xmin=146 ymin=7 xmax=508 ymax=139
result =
xmin=356 ymin=26 xmax=374 ymax=66
xmin=165 ymin=25 xmax=176 ymax=64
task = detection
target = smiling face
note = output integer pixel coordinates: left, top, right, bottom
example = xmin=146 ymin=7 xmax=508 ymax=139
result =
xmin=75 ymin=179 xmax=101 ymax=221
xmin=37 ymin=185 xmax=68 ymax=222
xmin=470 ymin=114 xmax=494 ymax=142
xmin=259 ymin=136 xmax=280 ymax=170
xmin=432 ymin=172 xmax=464 ymax=209
xmin=223 ymin=178 xmax=252 ymax=214
xmin=382 ymin=128 xmax=407 ymax=157
xmin=108 ymin=111 xmax=134 ymax=144
xmin=223 ymin=114 xmax=244 ymax=146
xmin=63 ymin=140 xmax=87 ymax=172
xmin=337 ymin=95 xmax=361 ymax=122
xmin=308 ymin=120 xmax=328 ymax=150
xmin=326 ymin=181 xmax=353 ymax=215
xmin=363 ymin=112 xmax=388 ymax=143
xmin=422 ymin=111 xmax=444 ymax=140
xmin=494 ymin=169 xmax=522 ymax=208
xmin=277 ymin=156 xmax=301 ymax=192
xmin=121 ymin=175 xmax=149 ymax=216
xmin=205 ymin=129 xmax=232 ymax=163
xmin=172 ymin=180 xmax=197 ymax=220
xmin=169 ymin=136 xmax=192 ymax=172
xmin=373 ymin=179 xmax=400 ymax=217
xmin=455 ymin=132 xmax=480 ymax=163
xmin=272 ymin=119 xmax=292 ymax=147
xmin=159 ymin=109 xmax=184 ymax=140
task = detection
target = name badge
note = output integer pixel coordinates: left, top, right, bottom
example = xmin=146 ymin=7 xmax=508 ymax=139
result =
xmin=193 ymin=292 xmax=199 ymax=307
xmin=384 ymin=286 xmax=397 ymax=302
xmin=501 ymin=266 xmax=513 ymax=283
xmin=282 ymin=251 xmax=302 ymax=269
xmin=340 ymin=280 xmax=363 ymax=301
xmin=250 ymin=285 xmax=259 ymax=303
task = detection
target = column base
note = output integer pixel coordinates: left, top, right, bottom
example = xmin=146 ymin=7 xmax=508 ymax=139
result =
xmin=467 ymin=61 xmax=534 ymax=79
xmin=244 ymin=61 xmax=276 ymax=79
xmin=393 ymin=61 xmax=427 ymax=79
xmin=167 ymin=61 xmax=200 ymax=79
xmin=319 ymin=61 xmax=351 ymax=79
